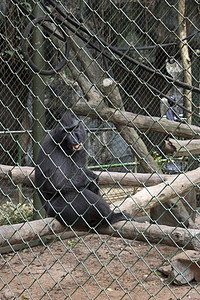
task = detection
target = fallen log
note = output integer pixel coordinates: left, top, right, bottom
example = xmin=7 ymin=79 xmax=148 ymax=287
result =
xmin=0 ymin=165 xmax=34 ymax=185
xmin=98 ymin=172 xmax=171 ymax=186
xmin=0 ymin=164 xmax=172 ymax=187
xmin=110 ymin=166 xmax=200 ymax=216
xmin=0 ymin=217 xmax=200 ymax=251
xmin=0 ymin=164 xmax=198 ymax=226
xmin=0 ymin=231 xmax=85 ymax=254
xmin=164 ymin=138 xmax=200 ymax=156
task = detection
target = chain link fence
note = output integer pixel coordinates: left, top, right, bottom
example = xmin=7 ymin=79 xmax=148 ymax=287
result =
xmin=0 ymin=0 xmax=200 ymax=299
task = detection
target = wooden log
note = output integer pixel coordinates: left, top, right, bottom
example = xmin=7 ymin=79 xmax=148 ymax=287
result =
xmin=0 ymin=164 xmax=198 ymax=228
xmin=178 ymin=0 xmax=192 ymax=125
xmin=99 ymin=221 xmax=200 ymax=251
xmin=74 ymin=102 xmax=200 ymax=139
xmin=110 ymin=166 xmax=200 ymax=216
xmin=102 ymin=77 xmax=160 ymax=173
xmin=0 ymin=164 xmax=34 ymax=185
xmin=0 ymin=217 xmax=200 ymax=251
xmin=0 ymin=164 xmax=172 ymax=187
xmin=98 ymin=171 xmax=171 ymax=186
xmin=102 ymin=78 xmax=124 ymax=109
xmin=0 ymin=218 xmax=65 ymax=248
xmin=164 ymin=138 xmax=200 ymax=156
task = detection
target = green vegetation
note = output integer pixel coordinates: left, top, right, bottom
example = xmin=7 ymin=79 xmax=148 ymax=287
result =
xmin=0 ymin=201 xmax=33 ymax=225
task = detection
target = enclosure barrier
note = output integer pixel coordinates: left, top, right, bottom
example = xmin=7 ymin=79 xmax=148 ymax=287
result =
xmin=0 ymin=0 xmax=200 ymax=299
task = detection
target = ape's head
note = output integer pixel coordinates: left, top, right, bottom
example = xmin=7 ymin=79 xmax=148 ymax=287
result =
xmin=53 ymin=112 xmax=86 ymax=153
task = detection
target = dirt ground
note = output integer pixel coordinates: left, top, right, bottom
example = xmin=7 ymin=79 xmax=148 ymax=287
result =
xmin=0 ymin=185 xmax=200 ymax=299
xmin=0 ymin=230 xmax=200 ymax=300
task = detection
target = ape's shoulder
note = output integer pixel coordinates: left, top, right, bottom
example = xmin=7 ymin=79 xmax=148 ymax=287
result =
xmin=42 ymin=130 xmax=57 ymax=151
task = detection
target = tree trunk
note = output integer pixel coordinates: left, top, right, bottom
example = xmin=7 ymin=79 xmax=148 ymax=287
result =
xmin=178 ymin=0 xmax=192 ymax=124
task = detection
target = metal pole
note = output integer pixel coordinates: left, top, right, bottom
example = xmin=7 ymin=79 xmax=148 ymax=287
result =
xmin=32 ymin=1 xmax=46 ymax=219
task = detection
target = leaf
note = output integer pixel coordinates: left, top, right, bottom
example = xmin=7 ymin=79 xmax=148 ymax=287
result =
xmin=21 ymin=295 xmax=30 ymax=300
xmin=4 ymin=50 xmax=15 ymax=56
xmin=22 ymin=248 xmax=29 ymax=253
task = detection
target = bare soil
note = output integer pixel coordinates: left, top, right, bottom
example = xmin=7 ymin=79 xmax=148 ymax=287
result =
xmin=0 ymin=185 xmax=200 ymax=299
xmin=0 ymin=232 xmax=200 ymax=300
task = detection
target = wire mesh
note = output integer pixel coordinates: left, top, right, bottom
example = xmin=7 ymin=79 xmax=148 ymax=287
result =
xmin=0 ymin=0 xmax=200 ymax=299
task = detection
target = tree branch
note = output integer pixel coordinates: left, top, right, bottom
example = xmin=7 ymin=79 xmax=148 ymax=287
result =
xmin=101 ymin=78 xmax=160 ymax=172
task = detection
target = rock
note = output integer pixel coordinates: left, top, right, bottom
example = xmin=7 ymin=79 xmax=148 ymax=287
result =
xmin=158 ymin=264 xmax=172 ymax=276
xmin=150 ymin=193 xmax=197 ymax=229
xmin=1 ymin=288 xmax=14 ymax=299
xmin=169 ymin=250 xmax=200 ymax=285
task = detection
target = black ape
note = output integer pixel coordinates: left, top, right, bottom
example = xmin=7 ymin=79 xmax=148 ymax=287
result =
xmin=35 ymin=112 xmax=131 ymax=229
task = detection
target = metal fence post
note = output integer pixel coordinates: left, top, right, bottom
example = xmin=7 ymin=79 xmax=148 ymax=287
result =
xmin=31 ymin=1 xmax=46 ymax=219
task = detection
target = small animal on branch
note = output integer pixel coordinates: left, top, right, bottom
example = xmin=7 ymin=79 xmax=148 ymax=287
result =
xmin=35 ymin=112 xmax=131 ymax=229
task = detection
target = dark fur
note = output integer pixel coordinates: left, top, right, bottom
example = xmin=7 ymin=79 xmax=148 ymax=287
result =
xmin=35 ymin=112 xmax=131 ymax=229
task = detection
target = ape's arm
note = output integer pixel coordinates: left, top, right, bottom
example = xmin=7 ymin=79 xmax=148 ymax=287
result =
xmin=83 ymin=168 xmax=99 ymax=194
xmin=36 ymin=157 xmax=98 ymax=195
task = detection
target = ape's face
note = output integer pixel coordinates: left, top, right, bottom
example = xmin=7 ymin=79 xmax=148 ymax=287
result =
xmin=53 ymin=113 xmax=86 ymax=154
xmin=62 ymin=124 xmax=85 ymax=152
